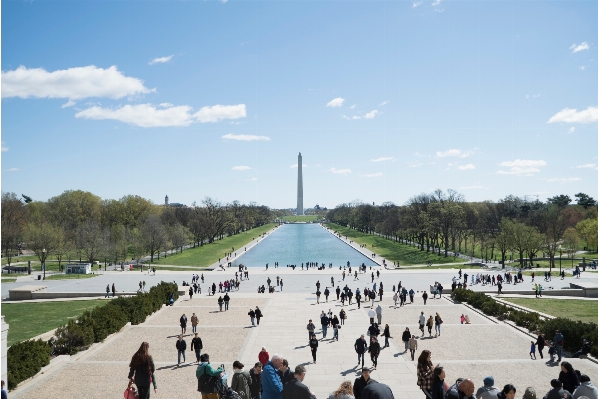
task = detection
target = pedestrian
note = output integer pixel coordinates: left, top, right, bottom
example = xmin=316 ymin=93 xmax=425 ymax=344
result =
xmin=548 ymin=342 xmax=556 ymax=362
xmin=321 ymin=312 xmax=330 ymax=339
xmin=283 ymin=365 xmax=316 ymax=399
xmin=554 ymin=330 xmax=564 ymax=362
xmin=529 ymin=341 xmax=537 ymax=360
xmin=310 ymin=334 xmax=319 ymax=363
xmin=368 ymin=308 xmax=375 ymax=324
xmin=316 ymin=289 xmax=321 ymax=304
xmin=431 ymin=366 xmax=447 ymax=399
xmin=197 ymin=353 xmax=225 ymax=399
xmin=427 ymin=315 xmax=434 ymax=337
xmin=255 ymin=306 xmax=263 ymax=325
xmin=417 ymin=350 xmax=435 ymax=399
xmin=367 ymin=323 xmax=380 ymax=346
xmin=355 ymin=334 xmax=368 ymax=368
xmin=249 ymin=308 xmax=256 ymax=326
xmin=231 ymin=360 xmax=253 ymax=399
xmin=176 ymin=335 xmax=187 ymax=366
xmin=139 ymin=281 xmax=142 ymax=291
xmin=250 ymin=363 xmax=263 ymax=399
xmin=402 ymin=327 xmax=411 ymax=352
xmin=128 ymin=342 xmax=157 ymax=399
xmin=180 ymin=314 xmax=187 ymax=335
xmin=434 ymin=312 xmax=443 ymax=337
xmin=105 ymin=284 xmax=110 ymax=298
xmin=353 ymin=368 xmax=375 ymax=399
xmin=259 ymin=347 xmax=270 ymax=366
xmin=191 ymin=332 xmax=203 ymax=363
xmin=476 ymin=376 xmax=499 ymax=399
xmin=379 ymin=287 xmax=383 ymax=302
xmin=408 ymin=335 xmax=418 ymax=361
xmin=189 ymin=286 xmax=193 ymax=300
xmin=422 ymin=291 xmax=428 ymax=305
xmin=224 ymin=293 xmax=230 ymax=310
xmin=336 ymin=286 xmax=341 ymax=300
xmin=307 ymin=319 xmax=316 ymax=343
xmin=393 ymin=291 xmax=399 ymax=307
xmin=112 ymin=283 xmax=116 ymax=298
xmin=332 ymin=317 xmax=340 ymax=341
xmin=375 ymin=305 xmax=382 ymax=325
xmin=143 ymin=281 xmax=146 ymax=292
xmin=340 ymin=309 xmax=347 ymax=325
xmin=280 ymin=279 xmax=283 ymax=291
xmin=368 ymin=336 xmax=380 ymax=370
xmin=218 ymin=296 xmax=224 ymax=311
xmin=559 ymin=361 xmax=580 ymax=394
xmin=536 ymin=333 xmax=545 ymax=359
xmin=191 ymin=313 xmax=199 ymax=333
xmin=329 ymin=381 xmax=355 ymax=399
xmin=419 ymin=312 xmax=426 ymax=336
xmin=324 ymin=287 xmax=330 ymax=302
xmin=382 ymin=324 xmax=391 ymax=348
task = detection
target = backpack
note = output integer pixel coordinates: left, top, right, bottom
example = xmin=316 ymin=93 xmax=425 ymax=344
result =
xmin=221 ymin=387 xmax=242 ymax=399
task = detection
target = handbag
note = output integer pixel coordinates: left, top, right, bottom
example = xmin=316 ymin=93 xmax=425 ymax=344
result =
xmin=124 ymin=383 xmax=138 ymax=399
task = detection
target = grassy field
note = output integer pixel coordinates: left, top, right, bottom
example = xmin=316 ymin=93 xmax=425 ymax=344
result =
xmin=325 ymin=223 xmax=468 ymax=266
xmin=45 ymin=273 xmax=98 ymax=280
xmin=501 ymin=298 xmax=598 ymax=324
xmin=2 ymin=300 xmax=108 ymax=346
xmin=1 ymin=278 xmax=17 ymax=283
xmin=281 ymin=215 xmax=321 ymax=222
xmin=149 ymin=223 xmax=277 ymax=267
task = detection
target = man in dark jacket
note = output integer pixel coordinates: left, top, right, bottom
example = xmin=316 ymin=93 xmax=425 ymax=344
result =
xmin=361 ymin=381 xmax=395 ymax=399
xmin=446 ymin=379 xmax=476 ymax=399
xmin=321 ymin=314 xmax=330 ymax=339
xmin=191 ymin=332 xmax=203 ymax=363
xmin=355 ymin=335 xmax=368 ymax=367
xmin=282 ymin=365 xmax=315 ymax=399
xmin=277 ymin=359 xmax=294 ymax=385
xmin=224 ymin=293 xmax=230 ymax=310
xmin=250 ymin=362 xmax=263 ymax=399
xmin=354 ymin=368 xmax=376 ymax=399
xmin=336 ymin=286 xmax=341 ymax=300
xmin=176 ymin=335 xmax=187 ymax=366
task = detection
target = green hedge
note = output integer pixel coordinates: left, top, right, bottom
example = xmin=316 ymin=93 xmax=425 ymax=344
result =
xmin=451 ymin=289 xmax=598 ymax=357
xmin=7 ymin=281 xmax=178 ymax=390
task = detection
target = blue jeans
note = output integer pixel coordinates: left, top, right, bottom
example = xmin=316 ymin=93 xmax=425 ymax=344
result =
xmin=556 ymin=346 xmax=562 ymax=361
xmin=178 ymin=350 xmax=186 ymax=364
xmin=435 ymin=324 xmax=441 ymax=335
xmin=219 ymin=303 xmax=223 ymax=311
xmin=384 ymin=336 xmax=389 ymax=347
xmin=322 ymin=325 xmax=328 ymax=338
xmin=251 ymin=317 xmax=255 ymax=326
xmin=334 ymin=328 xmax=339 ymax=340
xmin=358 ymin=352 xmax=364 ymax=366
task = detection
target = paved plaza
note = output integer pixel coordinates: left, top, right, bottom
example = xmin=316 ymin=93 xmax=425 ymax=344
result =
xmin=9 ymin=268 xmax=598 ymax=399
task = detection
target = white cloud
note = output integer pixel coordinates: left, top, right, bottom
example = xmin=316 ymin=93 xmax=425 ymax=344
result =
xmin=567 ymin=127 xmax=576 ymax=134
xmin=329 ymin=167 xmax=351 ymax=175
xmin=247 ymin=177 xmax=257 ymax=181
xmin=457 ymin=164 xmax=476 ymax=170
xmin=364 ymin=110 xmax=379 ymax=119
xmin=148 ymin=55 xmax=173 ymax=65
xmin=371 ymin=157 xmax=395 ymax=163
xmin=546 ymin=177 xmax=582 ymax=183
xmin=326 ymin=97 xmax=345 ymax=108
xmin=548 ymin=106 xmax=598 ymax=124
xmin=412 ymin=1 xmax=423 ymax=7
xmin=580 ymin=66 xmax=587 ymax=70
xmin=232 ymin=165 xmax=251 ymax=171
xmin=364 ymin=172 xmax=383 ymax=178
xmin=159 ymin=103 xmax=174 ymax=108
xmin=290 ymin=164 xmax=307 ymax=169
xmin=1 ymin=142 xmax=8 ymax=152
xmin=349 ymin=105 xmax=356 ymax=109
xmin=194 ymin=104 xmax=246 ymax=123
xmin=222 ymin=134 xmax=270 ymax=141
xmin=570 ymin=42 xmax=590 ymax=53
xmin=436 ymin=149 xmax=473 ymax=158
xmin=407 ymin=161 xmax=424 ymax=168
xmin=6 ymin=168 xmax=19 ymax=172
xmin=379 ymin=101 xmax=389 ymax=106
xmin=75 ymin=104 xmax=194 ymax=127
xmin=576 ymin=163 xmax=596 ymax=169
xmin=61 ymin=99 xmax=76 ymax=108
xmin=497 ymin=159 xmax=547 ymax=176
xmin=342 ymin=115 xmax=362 ymax=120
xmin=432 ymin=0 xmax=441 ymax=6
xmin=1 ymin=65 xmax=152 ymax=100
xmin=460 ymin=185 xmax=485 ymax=190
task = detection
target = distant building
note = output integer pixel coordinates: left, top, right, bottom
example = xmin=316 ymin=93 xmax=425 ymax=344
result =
xmin=164 ymin=195 xmax=185 ymax=207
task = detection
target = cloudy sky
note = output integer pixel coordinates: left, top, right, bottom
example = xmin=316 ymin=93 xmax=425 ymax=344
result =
xmin=1 ymin=1 xmax=596 ymax=209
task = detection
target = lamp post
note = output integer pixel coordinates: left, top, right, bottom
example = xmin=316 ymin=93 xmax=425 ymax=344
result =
xmin=42 ymin=248 xmax=46 ymax=280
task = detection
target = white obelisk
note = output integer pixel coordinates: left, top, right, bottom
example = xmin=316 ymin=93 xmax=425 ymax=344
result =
xmin=297 ymin=152 xmax=304 ymax=215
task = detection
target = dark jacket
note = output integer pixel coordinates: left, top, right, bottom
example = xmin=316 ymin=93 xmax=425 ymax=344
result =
xmin=354 ymin=377 xmax=376 ymax=399
xmin=277 ymin=367 xmax=294 ymax=385
xmin=369 ymin=341 xmax=381 ymax=356
xmin=180 ymin=315 xmax=187 ymax=327
xmin=402 ymin=330 xmax=411 ymax=342
xmin=544 ymin=388 xmax=572 ymax=399
xmin=432 ymin=379 xmax=447 ymax=399
xmin=191 ymin=337 xmax=203 ymax=352
xmin=224 ymin=294 xmax=230 ymax=302
xmin=383 ymin=327 xmax=390 ymax=338
xmin=176 ymin=339 xmax=187 ymax=351
xmin=310 ymin=338 xmax=319 ymax=351
xmin=559 ymin=371 xmax=580 ymax=394
xmin=321 ymin=316 xmax=330 ymax=326
xmin=361 ymin=382 xmax=395 ymax=399
xmin=447 ymin=382 xmax=476 ymax=399
xmin=368 ymin=324 xmax=380 ymax=337
xmin=282 ymin=378 xmax=314 ymax=399
xmin=249 ymin=310 xmax=256 ymax=318
xmin=255 ymin=309 xmax=263 ymax=318
xmin=355 ymin=338 xmax=367 ymax=354
xmin=128 ymin=358 xmax=155 ymax=387
xmin=249 ymin=368 xmax=262 ymax=399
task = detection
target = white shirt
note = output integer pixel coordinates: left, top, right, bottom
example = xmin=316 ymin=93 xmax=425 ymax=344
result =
xmin=368 ymin=309 xmax=376 ymax=318
xmin=419 ymin=314 xmax=426 ymax=325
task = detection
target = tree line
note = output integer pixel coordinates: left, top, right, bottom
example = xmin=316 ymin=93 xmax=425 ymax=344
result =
xmin=326 ymin=190 xmax=598 ymax=268
xmin=1 ymin=191 xmax=273 ymax=267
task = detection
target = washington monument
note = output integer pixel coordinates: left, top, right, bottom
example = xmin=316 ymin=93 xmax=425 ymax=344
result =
xmin=297 ymin=152 xmax=304 ymax=215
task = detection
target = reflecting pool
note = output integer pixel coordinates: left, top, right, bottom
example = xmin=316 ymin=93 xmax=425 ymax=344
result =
xmin=232 ymin=223 xmax=375 ymax=268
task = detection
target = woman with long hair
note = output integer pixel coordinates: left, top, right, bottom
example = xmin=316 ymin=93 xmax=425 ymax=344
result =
xmin=417 ymin=350 xmax=434 ymax=399
xmin=128 ymin=342 xmax=157 ymax=399
xmin=559 ymin=361 xmax=580 ymax=394
xmin=329 ymin=381 xmax=355 ymax=399
xmin=431 ymin=366 xmax=447 ymax=399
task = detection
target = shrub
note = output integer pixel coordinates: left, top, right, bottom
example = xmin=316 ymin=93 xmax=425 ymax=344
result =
xmin=52 ymin=318 xmax=95 ymax=355
xmin=90 ymin=303 xmax=128 ymax=342
xmin=7 ymin=339 xmax=52 ymax=390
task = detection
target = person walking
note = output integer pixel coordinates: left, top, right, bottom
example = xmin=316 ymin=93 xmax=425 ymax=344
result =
xmin=309 ymin=334 xmax=319 ymax=364
xmin=197 ymin=353 xmax=225 ymax=399
xmin=368 ymin=336 xmax=380 ymax=370
xmin=128 ymin=342 xmax=157 ymax=399
xmin=329 ymin=381 xmax=355 ymax=399
xmin=427 ymin=315 xmax=434 ymax=337
xmin=231 ymin=360 xmax=253 ymax=399
xmin=250 ymin=363 xmax=263 ymax=399
xmin=224 ymin=293 xmax=230 ymax=310
xmin=536 ymin=333 xmax=545 ymax=359
xmin=259 ymin=347 xmax=270 ymax=366
xmin=382 ymin=324 xmax=391 ymax=348
xmin=355 ymin=334 xmax=368 ymax=368
xmin=180 ymin=314 xmax=187 ymax=335
xmin=417 ymin=350 xmax=435 ymax=399
xmin=408 ymin=335 xmax=418 ymax=361
xmin=189 ymin=286 xmax=194 ymax=300
xmin=321 ymin=312 xmax=330 ymax=339
xmin=422 ymin=291 xmax=428 ymax=305
xmin=434 ymin=313 xmax=443 ymax=337
xmin=191 ymin=332 xmax=203 ymax=363
xmin=324 ymin=287 xmax=330 ymax=302
xmin=402 ymin=327 xmax=411 ymax=352
xmin=419 ymin=312 xmax=426 ymax=336
xmin=176 ymin=335 xmax=187 ymax=366
xmin=255 ymin=306 xmax=263 ymax=326
xmin=368 ymin=308 xmax=375 ymax=324
xmin=393 ymin=291 xmax=399 ymax=307
xmin=340 ymin=309 xmax=347 ymax=326
xmin=554 ymin=330 xmax=565 ymax=362
xmin=354 ymin=368 xmax=375 ymax=399
xmin=367 ymin=323 xmax=380 ymax=346
xmin=105 ymin=284 xmax=110 ymax=298
xmin=218 ymin=296 xmax=224 ymax=311
xmin=191 ymin=313 xmax=199 ymax=334
xmin=375 ymin=305 xmax=382 ymax=325
xmin=530 ymin=341 xmax=537 ymax=360
xmin=283 ymin=365 xmax=316 ymax=399
xmin=307 ymin=320 xmax=316 ymax=343
xmin=249 ymin=308 xmax=256 ymax=326
xmin=336 ymin=286 xmax=341 ymax=300
xmin=316 ymin=289 xmax=321 ymax=304
xmin=112 ymin=283 xmax=116 ymax=298
xmin=333 ymin=317 xmax=340 ymax=341
xmin=431 ymin=366 xmax=447 ymax=399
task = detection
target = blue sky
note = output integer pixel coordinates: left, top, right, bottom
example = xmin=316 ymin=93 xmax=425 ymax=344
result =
xmin=1 ymin=0 xmax=597 ymax=209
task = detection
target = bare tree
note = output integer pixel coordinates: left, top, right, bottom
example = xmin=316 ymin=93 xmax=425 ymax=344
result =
xmin=139 ymin=215 xmax=169 ymax=262
xmin=1 ymin=192 xmax=28 ymax=266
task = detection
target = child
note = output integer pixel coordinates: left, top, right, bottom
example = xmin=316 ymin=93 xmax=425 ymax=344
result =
xmin=530 ymin=341 xmax=537 ymax=359
xmin=548 ymin=342 xmax=556 ymax=362
xmin=460 ymin=314 xmax=466 ymax=324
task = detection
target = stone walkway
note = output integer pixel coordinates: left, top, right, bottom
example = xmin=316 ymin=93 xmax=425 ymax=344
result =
xmin=11 ymin=274 xmax=598 ymax=399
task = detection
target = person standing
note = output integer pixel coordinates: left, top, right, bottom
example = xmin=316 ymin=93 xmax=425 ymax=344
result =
xmin=218 ymin=296 xmax=224 ymax=311
xmin=231 ymin=360 xmax=253 ymax=399
xmin=332 ymin=316 xmax=340 ymax=341
xmin=191 ymin=333 xmax=203 ymax=363
xmin=321 ymin=312 xmax=330 ymax=339
xmin=176 ymin=335 xmax=187 ymax=366
xmin=530 ymin=341 xmax=537 ymax=360
xmin=356 ymin=290 xmax=362 ymax=309
xmin=191 ymin=313 xmax=199 ymax=334
xmin=224 ymin=293 xmax=230 ymax=311
xmin=382 ymin=324 xmax=391 ymax=348
xmin=336 ymin=286 xmax=341 ymax=300
xmin=277 ymin=359 xmax=293 ymax=385
xmin=255 ymin=306 xmax=263 ymax=326
xmin=375 ymin=305 xmax=382 ymax=325
xmin=196 ymin=353 xmax=224 ymax=399
xmin=324 ymin=287 xmax=330 ymax=302
xmin=250 ymin=363 xmax=263 ymax=399
xmin=368 ymin=323 xmax=380 ymax=346
xmin=340 ymin=309 xmax=347 ymax=326
xmin=419 ymin=312 xmax=426 ymax=336
xmin=408 ymin=335 xmax=418 ymax=361
xmin=280 ymin=279 xmax=283 ymax=291
xmin=402 ymin=327 xmax=411 ymax=353
xmin=368 ymin=336 xmax=380 ymax=370
xmin=417 ymin=350 xmax=435 ymax=399
xmin=354 ymin=368 xmax=375 ymax=399
xmin=422 ymin=291 xmax=428 ymax=305
xmin=309 ymin=334 xmax=319 ymax=363
xmin=393 ymin=291 xmax=399 ymax=307
xmin=259 ymin=347 xmax=270 ymax=366
xmin=189 ymin=286 xmax=194 ymax=300
xmin=128 ymin=342 xmax=157 ymax=399
xmin=283 ymin=365 xmax=315 ymax=399
xmin=180 ymin=314 xmax=187 ymax=335
xmin=536 ymin=333 xmax=545 ymax=359
xmin=431 ymin=366 xmax=447 ymax=399
xmin=355 ymin=335 xmax=368 ymax=368
xmin=112 ymin=283 xmax=116 ymax=298
xmin=249 ymin=308 xmax=256 ymax=326
xmin=316 ymin=289 xmax=321 ymax=304
xmin=368 ymin=308 xmax=376 ymax=324
xmin=307 ymin=320 xmax=316 ymax=343
xmin=554 ymin=330 xmax=565 ymax=362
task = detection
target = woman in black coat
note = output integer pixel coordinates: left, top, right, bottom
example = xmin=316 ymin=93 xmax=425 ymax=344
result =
xmin=558 ymin=361 xmax=580 ymax=394
xmin=536 ymin=333 xmax=545 ymax=359
xmin=368 ymin=336 xmax=381 ymax=370
xmin=309 ymin=334 xmax=319 ymax=364
xmin=431 ymin=366 xmax=446 ymax=399
xmin=402 ymin=327 xmax=411 ymax=352
xmin=128 ymin=342 xmax=156 ymax=399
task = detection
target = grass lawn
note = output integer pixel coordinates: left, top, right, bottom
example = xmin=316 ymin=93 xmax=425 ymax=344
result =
xmin=2 ymin=299 xmax=108 ymax=346
xmin=45 ymin=273 xmax=98 ymax=280
xmin=405 ymin=264 xmax=482 ymax=270
xmin=1 ymin=255 xmax=38 ymax=266
xmin=1 ymin=278 xmax=17 ymax=283
xmin=281 ymin=215 xmax=320 ymax=222
xmin=501 ymin=298 xmax=598 ymax=324
xmin=325 ymin=223 xmax=468 ymax=266
xmin=149 ymin=223 xmax=277 ymax=267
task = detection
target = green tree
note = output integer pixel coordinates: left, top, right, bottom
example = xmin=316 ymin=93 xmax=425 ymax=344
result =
xmin=26 ymin=222 xmax=63 ymax=273
xmin=576 ymin=218 xmax=598 ymax=252
xmin=575 ymin=193 xmax=596 ymax=209
xmin=1 ymin=192 xmax=28 ymax=266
